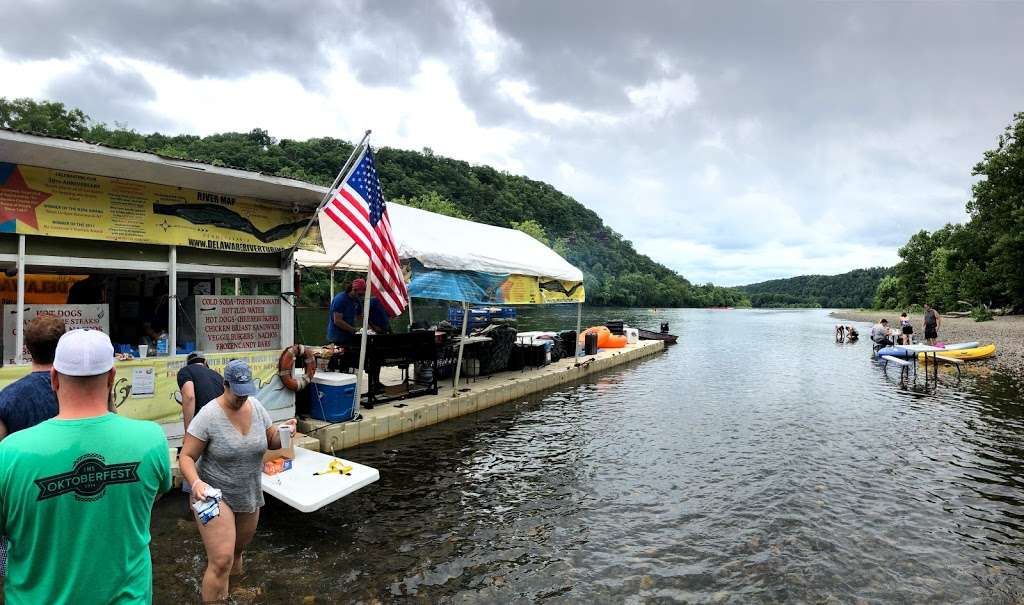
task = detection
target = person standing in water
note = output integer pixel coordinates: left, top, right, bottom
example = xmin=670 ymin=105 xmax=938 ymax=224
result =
xmin=178 ymin=359 xmax=296 ymax=603
xmin=923 ymin=304 xmax=942 ymax=346
xmin=0 ymin=329 xmax=170 ymax=604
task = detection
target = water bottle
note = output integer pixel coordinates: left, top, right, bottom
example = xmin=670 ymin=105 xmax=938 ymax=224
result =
xmin=157 ymin=331 xmax=168 ymax=356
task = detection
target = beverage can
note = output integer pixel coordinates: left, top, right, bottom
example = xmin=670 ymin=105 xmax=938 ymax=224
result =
xmin=279 ymin=424 xmax=292 ymax=448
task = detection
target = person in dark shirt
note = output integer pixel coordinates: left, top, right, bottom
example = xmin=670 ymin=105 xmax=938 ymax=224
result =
xmin=0 ymin=314 xmax=65 ymax=439
xmin=368 ymin=297 xmax=391 ymax=335
xmin=0 ymin=314 xmax=66 ymax=576
xmin=66 ymin=274 xmax=107 ymax=305
xmin=176 ymin=351 xmax=225 ymax=435
xmin=326 ymin=279 xmax=365 ymax=345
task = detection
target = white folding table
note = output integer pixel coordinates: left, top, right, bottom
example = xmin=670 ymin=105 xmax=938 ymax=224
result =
xmin=261 ymin=447 xmax=379 ymax=513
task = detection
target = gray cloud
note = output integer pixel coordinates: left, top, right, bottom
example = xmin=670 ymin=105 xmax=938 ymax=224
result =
xmin=44 ymin=60 xmax=171 ymax=131
xmin=2 ymin=0 xmax=1023 ymax=284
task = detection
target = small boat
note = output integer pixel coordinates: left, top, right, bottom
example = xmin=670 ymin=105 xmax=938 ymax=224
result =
xmin=876 ymin=343 xmax=996 ymax=361
xmin=918 ymin=343 xmax=996 ymax=361
xmin=940 ymin=341 xmax=979 ymax=351
xmin=637 ymin=328 xmax=678 ymax=344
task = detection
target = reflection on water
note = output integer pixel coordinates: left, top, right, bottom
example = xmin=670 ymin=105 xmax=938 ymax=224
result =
xmin=153 ymin=309 xmax=1024 ymax=603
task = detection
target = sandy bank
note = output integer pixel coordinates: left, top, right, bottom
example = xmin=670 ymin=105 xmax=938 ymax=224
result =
xmin=830 ymin=309 xmax=1024 ymax=377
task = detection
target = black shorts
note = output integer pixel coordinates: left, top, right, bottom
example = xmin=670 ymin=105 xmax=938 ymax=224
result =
xmin=924 ymin=326 xmax=938 ymax=339
xmin=902 ymin=325 xmax=913 ymax=335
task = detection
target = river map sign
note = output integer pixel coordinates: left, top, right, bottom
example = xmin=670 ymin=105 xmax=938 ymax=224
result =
xmin=195 ymin=295 xmax=281 ymax=353
xmin=0 ymin=162 xmax=322 ymax=253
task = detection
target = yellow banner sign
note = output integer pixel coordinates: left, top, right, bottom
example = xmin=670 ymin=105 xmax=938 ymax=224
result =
xmin=501 ymin=275 xmax=586 ymax=304
xmin=0 ymin=162 xmax=322 ymax=253
xmin=0 ymin=349 xmax=282 ymax=425
xmin=0 ymin=274 xmax=87 ymax=305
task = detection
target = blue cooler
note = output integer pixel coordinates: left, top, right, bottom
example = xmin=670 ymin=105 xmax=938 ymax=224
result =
xmin=309 ymin=372 xmax=357 ymax=422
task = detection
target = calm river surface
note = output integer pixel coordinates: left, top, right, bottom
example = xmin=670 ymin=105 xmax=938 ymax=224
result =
xmin=152 ymin=308 xmax=1024 ymax=603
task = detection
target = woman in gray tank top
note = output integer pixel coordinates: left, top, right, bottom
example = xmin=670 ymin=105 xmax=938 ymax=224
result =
xmin=179 ymin=359 xmax=296 ymax=603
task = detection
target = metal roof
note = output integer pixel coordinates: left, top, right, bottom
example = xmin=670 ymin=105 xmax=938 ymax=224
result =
xmin=0 ymin=128 xmax=328 ymax=208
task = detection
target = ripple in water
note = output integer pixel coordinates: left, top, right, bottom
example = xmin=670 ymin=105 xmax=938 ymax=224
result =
xmin=152 ymin=309 xmax=1024 ymax=603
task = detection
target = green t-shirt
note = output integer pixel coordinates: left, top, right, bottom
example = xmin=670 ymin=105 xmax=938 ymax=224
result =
xmin=0 ymin=413 xmax=171 ymax=604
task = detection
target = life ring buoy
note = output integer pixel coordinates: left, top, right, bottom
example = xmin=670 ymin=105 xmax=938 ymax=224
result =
xmin=278 ymin=344 xmax=316 ymax=391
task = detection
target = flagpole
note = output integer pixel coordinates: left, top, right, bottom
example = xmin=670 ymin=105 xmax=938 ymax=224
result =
xmin=353 ymin=269 xmax=374 ymax=414
xmin=290 ymin=130 xmax=372 ymax=256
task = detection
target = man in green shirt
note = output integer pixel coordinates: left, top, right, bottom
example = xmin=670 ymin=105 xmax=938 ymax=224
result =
xmin=0 ymin=329 xmax=171 ymax=604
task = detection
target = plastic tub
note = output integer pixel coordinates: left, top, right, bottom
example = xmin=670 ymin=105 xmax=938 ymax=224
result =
xmin=625 ymin=328 xmax=639 ymax=344
xmin=309 ymin=372 xmax=357 ymax=422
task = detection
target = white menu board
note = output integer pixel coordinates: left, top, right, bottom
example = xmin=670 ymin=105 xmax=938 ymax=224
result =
xmin=4 ymin=304 xmax=110 ymax=365
xmin=195 ymin=296 xmax=281 ymax=353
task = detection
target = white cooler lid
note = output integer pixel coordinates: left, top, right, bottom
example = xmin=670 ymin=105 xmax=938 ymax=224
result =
xmin=312 ymin=372 xmax=357 ymax=386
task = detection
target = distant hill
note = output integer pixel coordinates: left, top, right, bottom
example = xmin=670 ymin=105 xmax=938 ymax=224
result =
xmin=739 ymin=267 xmax=890 ymax=309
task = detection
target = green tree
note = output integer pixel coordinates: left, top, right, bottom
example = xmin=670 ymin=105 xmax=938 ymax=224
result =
xmin=873 ymin=275 xmax=901 ymax=309
xmin=0 ymin=97 xmax=91 ymax=137
xmin=392 ymin=191 xmax=471 ymax=220
xmin=925 ymin=247 xmax=958 ymax=310
xmin=967 ymin=112 xmax=1024 ymax=310
xmin=510 ymin=219 xmax=550 ymax=246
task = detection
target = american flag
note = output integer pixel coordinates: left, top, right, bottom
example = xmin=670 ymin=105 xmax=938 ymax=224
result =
xmin=323 ymin=144 xmax=408 ymax=317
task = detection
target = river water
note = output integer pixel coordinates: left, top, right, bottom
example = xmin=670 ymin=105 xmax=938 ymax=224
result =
xmin=152 ymin=308 xmax=1024 ymax=603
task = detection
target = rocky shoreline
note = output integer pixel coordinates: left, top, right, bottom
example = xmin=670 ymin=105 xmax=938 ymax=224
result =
xmin=830 ymin=309 xmax=1024 ymax=378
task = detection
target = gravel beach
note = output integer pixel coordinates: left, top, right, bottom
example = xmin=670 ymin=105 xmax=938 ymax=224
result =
xmin=830 ymin=309 xmax=1024 ymax=377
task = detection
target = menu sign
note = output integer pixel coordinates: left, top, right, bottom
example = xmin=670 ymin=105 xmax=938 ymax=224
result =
xmin=3 ymin=304 xmax=109 ymax=365
xmin=195 ymin=296 xmax=281 ymax=352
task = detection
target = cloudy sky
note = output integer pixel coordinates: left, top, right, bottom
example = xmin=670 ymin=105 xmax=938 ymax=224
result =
xmin=1 ymin=1 xmax=1022 ymax=285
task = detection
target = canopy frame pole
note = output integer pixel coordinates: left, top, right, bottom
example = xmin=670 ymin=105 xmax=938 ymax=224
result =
xmin=168 ymin=245 xmax=177 ymax=358
xmin=290 ymin=131 xmax=372 ymax=256
xmin=14 ymin=235 xmax=25 ymax=365
xmin=234 ymin=277 xmax=240 ymax=295
xmin=353 ymin=269 xmax=375 ymax=416
xmin=574 ymin=302 xmax=582 ymax=366
xmin=452 ymin=301 xmax=469 ymax=395
xmin=280 ymin=254 xmax=295 ymax=346
xmin=327 ymin=242 xmax=357 ymax=304
xmin=330 ymin=243 xmax=357 ymax=271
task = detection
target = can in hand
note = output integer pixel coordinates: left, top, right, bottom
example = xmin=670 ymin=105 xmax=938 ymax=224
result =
xmin=278 ymin=424 xmax=292 ymax=449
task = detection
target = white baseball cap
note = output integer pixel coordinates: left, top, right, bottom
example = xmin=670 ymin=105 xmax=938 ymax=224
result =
xmin=53 ymin=329 xmax=114 ymax=376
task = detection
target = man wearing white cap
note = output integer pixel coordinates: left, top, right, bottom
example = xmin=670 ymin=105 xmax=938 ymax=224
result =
xmin=0 ymin=329 xmax=171 ymax=604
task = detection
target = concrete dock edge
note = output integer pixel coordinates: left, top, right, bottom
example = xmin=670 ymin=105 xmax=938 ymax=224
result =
xmin=299 ymin=340 xmax=665 ymax=454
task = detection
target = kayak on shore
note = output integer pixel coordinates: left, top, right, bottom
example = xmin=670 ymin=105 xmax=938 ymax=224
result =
xmin=876 ymin=343 xmax=997 ymax=361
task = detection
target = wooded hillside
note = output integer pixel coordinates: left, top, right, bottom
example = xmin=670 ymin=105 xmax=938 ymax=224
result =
xmin=740 ymin=267 xmax=890 ymax=308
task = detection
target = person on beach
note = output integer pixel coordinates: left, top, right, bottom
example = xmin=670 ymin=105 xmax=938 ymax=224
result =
xmin=870 ymin=319 xmax=893 ymax=347
xmin=178 ymin=359 xmax=296 ymax=603
xmin=0 ymin=315 xmax=66 ymax=577
xmin=0 ymin=329 xmax=171 ymax=604
xmin=923 ymin=304 xmax=942 ymax=346
xmin=899 ymin=312 xmax=914 ymax=345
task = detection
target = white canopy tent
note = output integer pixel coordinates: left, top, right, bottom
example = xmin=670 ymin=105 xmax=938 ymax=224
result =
xmin=295 ymin=203 xmax=586 ymax=399
xmin=295 ymin=203 xmax=583 ymax=281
